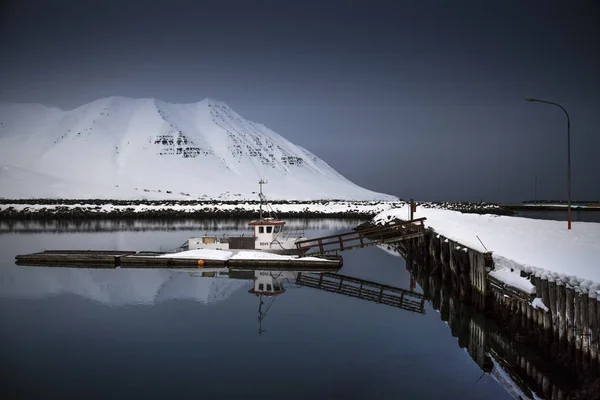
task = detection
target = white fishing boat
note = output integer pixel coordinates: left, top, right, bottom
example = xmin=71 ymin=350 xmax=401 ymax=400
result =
xmin=180 ymin=180 xmax=307 ymax=255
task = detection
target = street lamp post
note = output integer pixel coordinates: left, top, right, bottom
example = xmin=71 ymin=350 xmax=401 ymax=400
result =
xmin=525 ymin=97 xmax=572 ymax=230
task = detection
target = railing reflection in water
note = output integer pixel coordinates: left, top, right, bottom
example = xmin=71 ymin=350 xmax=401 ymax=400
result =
xmin=403 ymin=246 xmax=586 ymax=400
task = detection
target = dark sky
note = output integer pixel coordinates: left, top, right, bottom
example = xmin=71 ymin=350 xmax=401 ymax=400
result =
xmin=1 ymin=0 xmax=599 ymax=203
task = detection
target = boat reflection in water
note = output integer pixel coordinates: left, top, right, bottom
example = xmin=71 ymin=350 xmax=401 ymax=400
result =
xmin=204 ymin=266 xmax=428 ymax=335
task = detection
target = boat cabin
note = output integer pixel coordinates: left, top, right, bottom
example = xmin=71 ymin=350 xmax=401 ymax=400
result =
xmin=248 ymin=270 xmax=287 ymax=297
xmin=248 ymin=218 xmax=286 ymax=250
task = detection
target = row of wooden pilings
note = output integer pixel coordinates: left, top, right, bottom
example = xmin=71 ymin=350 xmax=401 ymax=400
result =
xmin=400 ymin=245 xmax=578 ymax=399
xmin=491 ymin=272 xmax=600 ymax=370
xmin=396 ymin=229 xmax=599 ymax=399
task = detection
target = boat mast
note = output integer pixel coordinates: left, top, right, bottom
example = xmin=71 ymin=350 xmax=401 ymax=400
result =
xmin=258 ymin=179 xmax=267 ymax=220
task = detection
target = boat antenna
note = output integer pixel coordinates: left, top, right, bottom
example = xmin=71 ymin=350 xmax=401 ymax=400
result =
xmin=257 ymin=179 xmax=279 ymax=220
xmin=258 ymin=179 xmax=267 ymax=220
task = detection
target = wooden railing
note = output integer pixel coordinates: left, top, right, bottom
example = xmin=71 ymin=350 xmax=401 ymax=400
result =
xmin=296 ymin=217 xmax=427 ymax=256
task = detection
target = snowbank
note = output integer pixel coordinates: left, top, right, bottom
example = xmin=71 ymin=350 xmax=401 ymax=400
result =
xmin=0 ymin=200 xmax=395 ymax=217
xmin=374 ymin=205 xmax=600 ymax=295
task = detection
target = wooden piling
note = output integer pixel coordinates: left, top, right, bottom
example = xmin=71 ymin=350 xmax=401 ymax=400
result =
xmin=566 ymin=285 xmax=575 ymax=350
xmin=527 ymin=300 xmax=534 ymax=330
xmin=542 ymin=375 xmax=550 ymax=399
xmin=591 ymin=293 xmax=599 ymax=367
xmin=574 ymin=288 xmax=582 ymax=360
xmin=557 ymin=282 xmax=567 ymax=347
xmin=548 ymin=277 xmax=558 ymax=345
xmin=541 ymin=275 xmax=552 ymax=339
xmin=581 ymin=289 xmax=589 ymax=365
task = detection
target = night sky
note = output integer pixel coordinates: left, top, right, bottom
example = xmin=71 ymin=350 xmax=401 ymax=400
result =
xmin=1 ymin=0 xmax=599 ymax=202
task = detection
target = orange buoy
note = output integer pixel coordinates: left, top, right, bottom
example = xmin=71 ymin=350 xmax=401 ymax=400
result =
xmin=197 ymin=259 xmax=204 ymax=268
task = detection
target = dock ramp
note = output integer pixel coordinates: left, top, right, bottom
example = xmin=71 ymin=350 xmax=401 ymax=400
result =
xmin=295 ymin=217 xmax=427 ymax=256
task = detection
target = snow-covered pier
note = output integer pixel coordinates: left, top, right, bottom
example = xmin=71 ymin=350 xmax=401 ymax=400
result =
xmin=374 ymin=205 xmax=600 ymax=371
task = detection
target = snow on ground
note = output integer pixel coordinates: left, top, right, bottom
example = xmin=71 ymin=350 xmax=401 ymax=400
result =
xmin=157 ymin=249 xmax=232 ymax=260
xmin=156 ymin=249 xmax=337 ymax=262
xmin=374 ymin=205 xmax=600 ymax=295
xmin=0 ymin=200 xmax=397 ymax=216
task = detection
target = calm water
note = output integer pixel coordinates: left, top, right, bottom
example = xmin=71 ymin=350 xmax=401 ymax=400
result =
xmin=0 ymin=219 xmax=515 ymax=399
xmin=515 ymin=209 xmax=600 ymax=223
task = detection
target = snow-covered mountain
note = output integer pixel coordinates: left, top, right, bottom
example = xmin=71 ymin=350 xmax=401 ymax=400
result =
xmin=0 ymin=97 xmax=396 ymax=200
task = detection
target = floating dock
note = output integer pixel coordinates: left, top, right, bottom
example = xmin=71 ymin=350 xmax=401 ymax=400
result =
xmin=15 ymin=250 xmax=343 ymax=270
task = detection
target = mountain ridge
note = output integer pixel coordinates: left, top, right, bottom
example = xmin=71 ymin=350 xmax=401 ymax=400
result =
xmin=0 ymin=97 xmax=397 ymax=201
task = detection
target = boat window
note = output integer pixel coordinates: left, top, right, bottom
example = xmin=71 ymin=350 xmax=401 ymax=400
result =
xmin=273 ymin=226 xmax=280 ymax=233
xmin=266 ymin=226 xmax=273 ymax=233
xmin=259 ymin=227 xmax=264 ymax=233
xmin=267 ymin=284 xmax=272 ymax=291
xmin=274 ymin=284 xmax=281 ymax=291
xmin=258 ymin=283 xmax=264 ymax=291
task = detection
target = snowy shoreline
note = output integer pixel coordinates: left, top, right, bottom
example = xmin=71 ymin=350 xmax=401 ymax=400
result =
xmin=373 ymin=205 xmax=600 ymax=297
xmin=0 ymin=199 xmax=513 ymax=219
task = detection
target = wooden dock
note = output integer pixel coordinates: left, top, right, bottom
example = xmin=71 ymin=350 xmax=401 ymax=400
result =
xmin=295 ymin=217 xmax=427 ymax=256
xmin=15 ymin=250 xmax=343 ymax=270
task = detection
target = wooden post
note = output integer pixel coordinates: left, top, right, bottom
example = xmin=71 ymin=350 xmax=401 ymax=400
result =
xmin=596 ymin=296 xmax=600 ymax=367
xmin=527 ymin=300 xmax=534 ymax=330
xmin=574 ymin=288 xmax=582 ymax=357
xmin=588 ymin=292 xmax=597 ymax=369
xmin=535 ymin=274 xmax=544 ymax=329
xmin=548 ymin=277 xmax=558 ymax=343
xmin=542 ymin=376 xmax=550 ymax=399
xmin=566 ymin=285 xmax=574 ymax=350
xmin=557 ymin=282 xmax=567 ymax=350
xmin=541 ymin=275 xmax=552 ymax=339
xmin=581 ymin=289 xmax=590 ymax=364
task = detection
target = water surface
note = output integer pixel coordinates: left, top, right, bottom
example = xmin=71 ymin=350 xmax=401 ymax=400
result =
xmin=0 ymin=219 xmax=514 ymax=399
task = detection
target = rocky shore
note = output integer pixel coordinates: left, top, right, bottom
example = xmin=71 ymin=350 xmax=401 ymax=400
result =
xmin=0 ymin=199 xmax=514 ymax=220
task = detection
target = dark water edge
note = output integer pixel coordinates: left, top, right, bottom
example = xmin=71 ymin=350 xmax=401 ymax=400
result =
xmin=515 ymin=210 xmax=600 ymax=223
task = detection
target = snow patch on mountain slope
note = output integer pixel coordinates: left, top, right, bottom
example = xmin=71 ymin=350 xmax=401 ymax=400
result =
xmin=0 ymin=97 xmax=396 ymax=201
